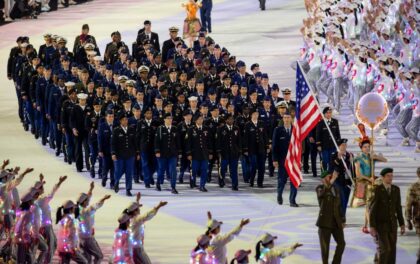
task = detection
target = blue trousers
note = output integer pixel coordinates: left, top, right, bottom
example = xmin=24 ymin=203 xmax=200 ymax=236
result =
xmin=334 ymin=181 xmax=351 ymax=216
xmin=114 ymin=157 xmax=134 ymax=191
xmin=134 ymin=157 xmax=142 ymax=182
xmin=240 ymin=156 xmax=250 ymax=182
xmin=141 ymin=152 xmax=156 ymax=185
xmin=36 ymin=110 xmax=49 ymax=141
xmin=88 ymin=139 xmax=100 ymax=173
xmin=220 ymin=158 xmax=239 ymax=188
xmin=278 ymin=166 xmax=297 ymax=204
xmin=157 ymin=157 xmax=177 ymax=189
xmin=321 ymin=148 xmax=335 ymax=172
xmin=24 ymin=99 xmax=35 ymax=130
xmin=102 ymin=154 xmax=114 ymax=186
xmin=65 ymin=131 xmax=75 ymax=162
xmin=200 ymin=5 xmax=212 ymax=32
xmin=192 ymin=160 xmax=209 ymax=188
xmin=50 ymin=121 xmax=62 ymax=151
xmin=249 ymin=154 xmax=266 ymax=186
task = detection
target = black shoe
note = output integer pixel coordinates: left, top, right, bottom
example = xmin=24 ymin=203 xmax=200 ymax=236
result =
xmin=23 ymin=123 xmax=29 ymax=131
xmin=290 ymin=203 xmax=299 ymax=207
xmin=218 ymin=179 xmax=225 ymax=188
xmin=179 ymin=176 xmax=184 ymax=184
xmin=110 ymin=184 xmax=114 ymax=189
xmin=31 ymin=128 xmax=35 ymax=135
xmin=41 ymin=139 xmax=47 ymax=145
xmin=269 ymin=171 xmax=274 ymax=177
xmin=77 ymin=169 xmax=82 ymax=173
xmin=114 ymin=184 xmax=119 ymax=193
xmin=90 ymin=169 xmax=95 ymax=178
xmin=232 ymin=186 xmax=238 ymax=191
xmin=303 ymin=170 xmax=309 ymax=174
xmin=171 ymin=188 xmax=178 ymax=194
xmin=55 ymin=150 xmax=60 ymax=157
xmin=244 ymin=179 xmax=249 ymax=183
xmin=207 ymin=176 xmax=212 ymax=183
xmin=145 ymin=184 xmax=151 ymax=188
xmin=134 ymin=179 xmax=140 ymax=184
xmin=313 ymin=174 xmax=317 ymax=177
xmin=249 ymin=182 xmax=254 ymax=187
xmin=86 ymin=164 xmax=91 ymax=171
xmin=126 ymin=190 xmax=133 ymax=196
xmin=257 ymin=184 xmax=264 ymax=188
xmin=199 ymin=187 xmax=208 ymax=192
xmin=34 ymin=132 xmax=39 ymax=139
xmin=277 ymin=197 xmax=283 ymax=205
xmin=101 ymin=179 xmax=106 ymax=187
xmin=156 ymin=185 xmax=161 ymax=191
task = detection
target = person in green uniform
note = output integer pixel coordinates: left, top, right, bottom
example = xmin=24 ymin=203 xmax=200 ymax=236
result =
xmin=316 ymin=170 xmax=346 ymax=264
xmin=369 ymin=168 xmax=405 ymax=264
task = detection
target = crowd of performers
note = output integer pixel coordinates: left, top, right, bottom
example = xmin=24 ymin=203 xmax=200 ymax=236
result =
xmin=300 ymin=0 xmax=419 ymax=151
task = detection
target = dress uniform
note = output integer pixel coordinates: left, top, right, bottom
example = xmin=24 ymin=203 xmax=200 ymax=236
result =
xmin=36 ymin=66 xmax=52 ymax=145
xmin=216 ymin=115 xmax=241 ymax=190
xmin=154 ymin=114 xmax=181 ymax=194
xmin=97 ymin=110 xmax=115 ymax=188
xmin=405 ymin=168 xmax=420 ymax=263
xmin=111 ymin=113 xmax=137 ymax=196
xmin=205 ymin=107 xmax=222 ymax=183
xmin=315 ymin=107 xmax=341 ymax=172
xmin=136 ymin=108 xmax=158 ymax=188
xmin=85 ymin=98 xmax=103 ymax=178
xmin=61 ymin=86 xmax=77 ymax=164
xmin=330 ymin=139 xmax=353 ymax=216
xmin=272 ymin=115 xmax=297 ymax=206
xmin=70 ymin=93 xmax=91 ymax=172
xmin=178 ymin=110 xmax=193 ymax=184
xmin=316 ymin=171 xmax=346 ymax=264
xmin=369 ymin=168 xmax=405 ymax=264
xmin=47 ymin=74 xmax=66 ymax=156
xmin=243 ymin=114 xmax=269 ymax=187
xmin=186 ymin=115 xmax=212 ymax=191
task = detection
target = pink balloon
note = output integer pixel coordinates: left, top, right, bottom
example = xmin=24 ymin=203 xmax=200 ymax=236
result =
xmin=356 ymin=93 xmax=389 ymax=129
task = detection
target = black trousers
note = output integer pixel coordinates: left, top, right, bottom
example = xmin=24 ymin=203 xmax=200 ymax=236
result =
xmin=74 ymin=134 xmax=90 ymax=171
xmin=318 ymin=227 xmax=346 ymax=264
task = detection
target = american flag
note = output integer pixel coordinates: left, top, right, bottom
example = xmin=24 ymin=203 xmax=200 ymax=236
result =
xmin=285 ymin=62 xmax=322 ymax=188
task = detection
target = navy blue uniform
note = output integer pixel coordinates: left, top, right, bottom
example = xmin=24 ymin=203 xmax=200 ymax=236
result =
xmin=70 ymin=104 xmax=91 ymax=171
xmin=85 ymin=111 xmax=102 ymax=178
xmin=272 ymin=125 xmax=297 ymax=205
xmin=47 ymin=84 xmax=65 ymax=155
xmin=315 ymin=118 xmax=341 ymax=171
xmin=200 ymin=0 xmax=213 ymax=32
xmin=111 ymin=125 xmax=137 ymax=192
xmin=98 ymin=121 xmax=115 ymax=188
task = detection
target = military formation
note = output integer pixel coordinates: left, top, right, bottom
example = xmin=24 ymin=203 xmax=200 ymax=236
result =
xmin=6 ymin=21 xmax=313 ymax=200
xmin=301 ymin=0 xmax=420 ymax=152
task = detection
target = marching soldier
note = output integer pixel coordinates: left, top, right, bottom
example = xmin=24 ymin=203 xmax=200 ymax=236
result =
xmin=111 ymin=113 xmax=137 ymax=196
xmin=316 ymin=106 xmax=341 ymax=172
xmin=216 ymin=114 xmax=241 ymax=190
xmin=186 ymin=114 xmax=213 ymax=191
xmin=98 ymin=110 xmax=115 ymax=189
xmin=316 ymin=171 xmax=346 ymax=264
xmin=85 ymin=98 xmax=103 ymax=178
xmin=154 ymin=114 xmax=181 ymax=194
xmin=205 ymin=106 xmax=222 ymax=183
xmin=136 ymin=107 xmax=158 ymax=188
xmin=405 ymin=167 xmax=420 ymax=264
xmin=178 ymin=110 xmax=193 ymax=184
xmin=370 ymin=168 xmax=405 ymax=264
xmin=272 ymin=111 xmax=298 ymax=206
xmin=330 ymin=138 xmax=353 ymax=217
xmin=70 ymin=93 xmax=91 ymax=172
xmin=243 ymin=110 xmax=269 ymax=188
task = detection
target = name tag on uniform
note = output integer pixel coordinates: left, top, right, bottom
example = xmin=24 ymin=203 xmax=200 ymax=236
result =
xmin=280 ymin=137 xmax=285 ymax=139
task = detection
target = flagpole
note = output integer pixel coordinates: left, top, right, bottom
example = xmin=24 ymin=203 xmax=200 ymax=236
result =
xmin=296 ymin=61 xmax=355 ymax=186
